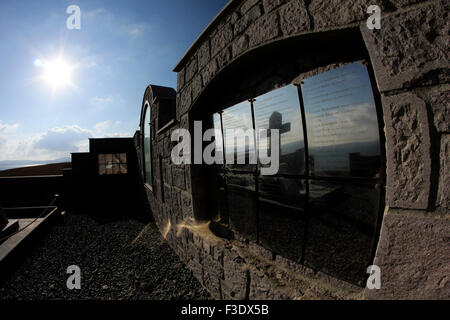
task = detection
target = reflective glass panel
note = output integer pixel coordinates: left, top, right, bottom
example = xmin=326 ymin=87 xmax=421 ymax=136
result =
xmin=301 ymin=62 xmax=381 ymax=178
xmin=304 ymin=180 xmax=380 ymax=285
xmin=225 ymin=172 xmax=257 ymax=241
xmin=144 ymin=107 xmax=152 ymax=187
xmin=253 ymin=85 xmax=305 ymax=175
xmin=258 ymin=176 xmax=307 ymax=261
xmin=221 ymin=101 xmax=255 ymax=171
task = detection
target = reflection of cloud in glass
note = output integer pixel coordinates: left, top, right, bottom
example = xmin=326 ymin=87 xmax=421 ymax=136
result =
xmin=301 ymin=62 xmax=381 ymax=175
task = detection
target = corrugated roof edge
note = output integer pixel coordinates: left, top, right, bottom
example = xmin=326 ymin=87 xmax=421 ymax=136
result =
xmin=173 ymin=0 xmax=239 ymax=72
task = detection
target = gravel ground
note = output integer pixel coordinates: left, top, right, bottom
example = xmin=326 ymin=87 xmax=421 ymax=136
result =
xmin=0 ymin=212 xmax=210 ymax=300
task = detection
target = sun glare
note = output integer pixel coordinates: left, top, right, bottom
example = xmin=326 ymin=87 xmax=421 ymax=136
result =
xmin=41 ymin=58 xmax=74 ymax=90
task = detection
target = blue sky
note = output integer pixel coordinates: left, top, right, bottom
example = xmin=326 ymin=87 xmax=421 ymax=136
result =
xmin=0 ymin=0 xmax=227 ymax=161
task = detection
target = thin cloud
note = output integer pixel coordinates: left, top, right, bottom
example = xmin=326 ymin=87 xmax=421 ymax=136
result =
xmin=90 ymin=96 xmax=114 ymax=107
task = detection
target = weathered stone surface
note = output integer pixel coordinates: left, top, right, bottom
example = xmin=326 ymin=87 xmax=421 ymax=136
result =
xmin=185 ymin=56 xmax=198 ymax=83
xmin=361 ymin=0 xmax=449 ymax=92
xmin=279 ymin=0 xmax=310 ymax=36
xmin=310 ymin=0 xmax=382 ymax=29
xmin=234 ymin=4 xmax=262 ymax=35
xmin=216 ymin=47 xmax=232 ymax=69
xmin=223 ymin=251 xmax=249 ymax=299
xmin=248 ymin=11 xmax=280 ymax=47
xmin=382 ymin=92 xmax=431 ymax=209
xmin=203 ymin=268 xmax=222 ymax=299
xmin=177 ymin=67 xmax=185 ymax=91
xmin=180 ymin=191 xmax=194 ymax=218
xmin=249 ymin=242 xmax=274 ymax=260
xmin=390 ymin=0 xmax=428 ymax=7
xmin=191 ymin=74 xmax=203 ymax=102
xmin=249 ymin=270 xmax=290 ymax=299
xmin=164 ymin=161 xmax=172 ymax=185
xmin=187 ymin=259 xmax=204 ymax=285
xmin=172 ymin=166 xmax=186 ymax=190
xmin=211 ymin=23 xmax=233 ymax=57
xmin=232 ymin=34 xmax=249 ymax=58
xmin=439 ymin=135 xmax=450 ymax=209
xmin=430 ymin=87 xmax=450 ymax=133
xmin=240 ymin=0 xmax=259 ymax=15
xmin=179 ymin=86 xmax=191 ymax=115
xmin=185 ymin=164 xmax=192 ymax=192
xmin=202 ymin=253 xmax=225 ymax=279
xmin=262 ymin=0 xmax=286 ymax=13
xmin=201 ymin=59 xmax=218 ymax=87
xmin=197 ymin=40 xmax=211 ymax=70
xmin=365 ymin=210 xmax=450 ymax=299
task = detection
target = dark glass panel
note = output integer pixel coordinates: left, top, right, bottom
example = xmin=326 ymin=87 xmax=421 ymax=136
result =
xmin=253 ymin=85 xmax=305 ymax=175
xmin=225 ymin=172 xmax=257 ymax=241
xmin=212 ymin=113 xmax=224 ymax=165
xmin=304 ymin=180 xmax=380 ymax=285
xmin=301 ymin=62 xmax=381 ymax=178
xmin=258 ymin=176 xmax=307 ymax=262
xmin=221 ymin=101 xmax=256 ymax=172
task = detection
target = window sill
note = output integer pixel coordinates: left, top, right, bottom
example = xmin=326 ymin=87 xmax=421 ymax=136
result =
xmin=144 ymin=182 xmax=153 ymax=193
xmin=157 ymin=119 xmax=177 ymax=135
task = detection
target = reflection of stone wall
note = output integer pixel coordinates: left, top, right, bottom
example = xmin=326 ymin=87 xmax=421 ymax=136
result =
xmin=137 ymin=0 xmax=449 ymax=300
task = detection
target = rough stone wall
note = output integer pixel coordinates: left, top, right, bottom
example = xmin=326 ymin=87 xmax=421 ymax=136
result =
xmin=360 ymin=0 xmax=449 ymax=299
xmin=138 ymin=0 xmax=449 ymax=299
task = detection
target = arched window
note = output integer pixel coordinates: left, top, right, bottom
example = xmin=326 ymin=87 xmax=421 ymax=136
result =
xmin=143 ymin=103 xmax=153 ymax=188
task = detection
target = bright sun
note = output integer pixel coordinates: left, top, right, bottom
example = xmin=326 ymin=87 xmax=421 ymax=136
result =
xmin=41 ymin=58 xmax=74 ymax=89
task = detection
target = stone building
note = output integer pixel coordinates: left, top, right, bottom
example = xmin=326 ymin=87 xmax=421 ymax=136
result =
xmin=134 ymin=0 xmax=449 ymax=299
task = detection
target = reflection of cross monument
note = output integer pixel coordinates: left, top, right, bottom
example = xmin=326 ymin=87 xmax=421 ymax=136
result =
xmin=268 ymin=112 xmax=290 ymax=156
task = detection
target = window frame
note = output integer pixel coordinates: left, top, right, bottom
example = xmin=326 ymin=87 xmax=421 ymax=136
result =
xmin=97 ymin=153 xmax=128 ymax=176
xmin=142 ymin=101 xmax=154 ymax=191
xmin=211 ymin=60 xmax=386 ymax=285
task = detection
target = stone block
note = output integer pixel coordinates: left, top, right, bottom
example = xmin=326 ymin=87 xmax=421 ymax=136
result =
xmin=201 ymin=59 xmax=218 ymax=87
xmin=262 ymin=0 xmax=286 ymax=13
xmin=361 ymin=0 xmax=449 ymax=92
xmin=248 ymin=11 xmax=280 ymax=47
xmin=197 ymin=40 xmax=211 ymax=70
xmin=249 ymin=270 xmax=289 ymax=299
xmin=430 ymin=87 xmax=450 ymax=133
xmin=279 ymin=0 xmax=310 ymax=36
xmin=240 ymin=0 xmax=260 ymax=14
xmin=382 ymin=92 xmax=431 ymax=209
xmin=234 ymin=4 xmax=262 ymax=36
xmin=177 ymin=67 xmax=185 ymax=91
xmin=365 ymin=210 xmax=450 ymax=299
xmin=211 ymin=23 xmax=233 ymax=57
xmin=179 ymin=86 xmax=192 ymax=116
xmin=172 ymin=166 xmax=186 ymax=190
xmin=180 ymin=191 xmax=194 ymax=218
xmin=310 ymin=0 xmax=385 ymax=30
xmin=185 ymin=56 xmax=198 ymax=83
xmin=203 ymin=268 xmax=222 ymax=299
xmin=191 ymin=74 xmax=203 ymax=103
xmin=232 ymin=34 xmax=249 ymax=58
xmin=439 ymin=135 xmax=450 ymax=209
xmin=223 ymin=251 xmax=249 ymax=299
xmin=216 ymin=47 xmax=232 ymax=70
